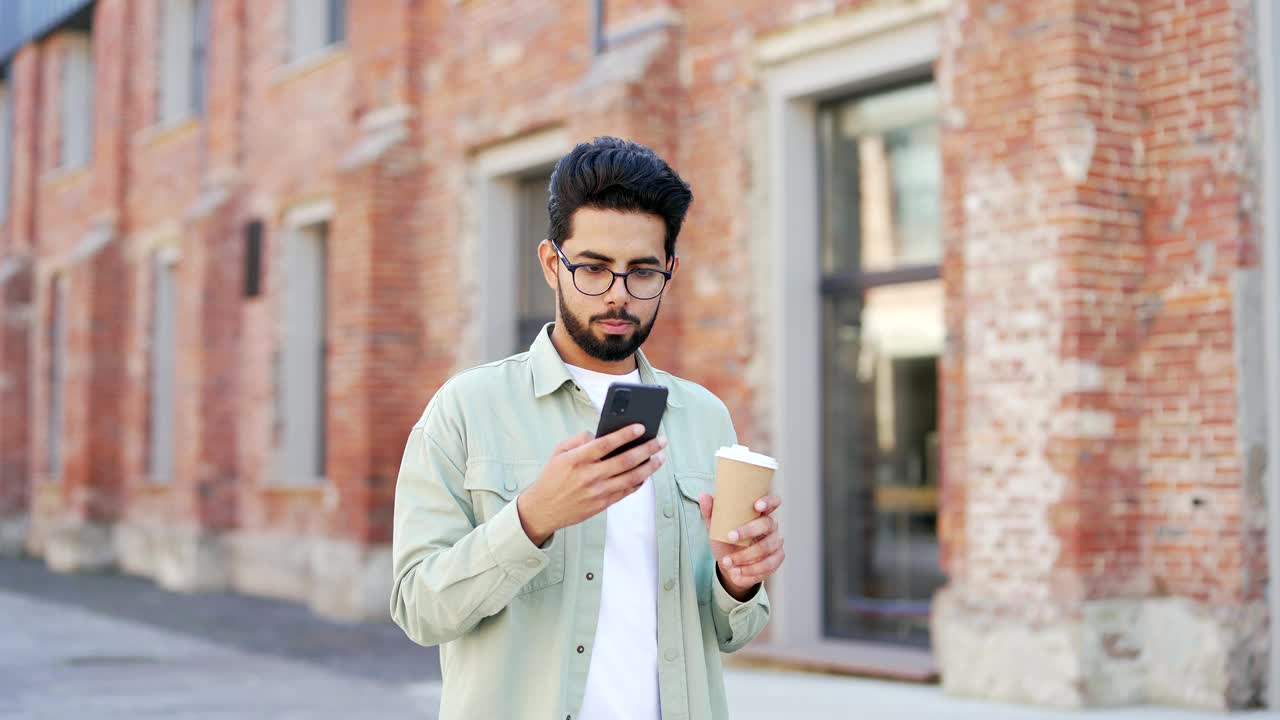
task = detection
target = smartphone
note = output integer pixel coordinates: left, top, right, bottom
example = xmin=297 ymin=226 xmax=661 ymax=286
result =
xmin=594 ymin=383 xmax=669 ymax=460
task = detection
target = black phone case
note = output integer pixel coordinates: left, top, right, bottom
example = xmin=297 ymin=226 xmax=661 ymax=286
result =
xmin=594 ymin=383 xmax=669 ymax=460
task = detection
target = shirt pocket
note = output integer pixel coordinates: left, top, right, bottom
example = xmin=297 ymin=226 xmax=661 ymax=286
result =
xmin=463 ymin=461 xmax=566 ymax=596
xmin=675 ymin=471 xmax=716 ymax=606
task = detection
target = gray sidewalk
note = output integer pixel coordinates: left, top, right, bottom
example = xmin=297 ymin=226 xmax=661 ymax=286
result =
xmin=2 ymin=555 xmax=1277 ymax=719
xmin=0 ymin=590 xmax=437 ymax=719
xmin=724 ymin=668 xmax=1277 ymax=720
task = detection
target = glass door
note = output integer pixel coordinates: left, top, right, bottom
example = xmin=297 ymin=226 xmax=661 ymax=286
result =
xmin=819 ymin=80 xmax=945 ymax=645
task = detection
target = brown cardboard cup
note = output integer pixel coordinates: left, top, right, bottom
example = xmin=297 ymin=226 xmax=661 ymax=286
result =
xmin=709 ymin=445 xmax=778 ymax=547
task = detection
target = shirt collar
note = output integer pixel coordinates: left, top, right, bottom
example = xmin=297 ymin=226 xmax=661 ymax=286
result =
xmin=529 ymin=323 xmax=684 ymax=407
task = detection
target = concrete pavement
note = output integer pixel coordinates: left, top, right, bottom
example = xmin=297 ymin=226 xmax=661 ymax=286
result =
xmin=2 ymin=555 xmax=1278 ymax=719
xmin=0 ymin=590 xmax=436 ymax=719
xmin=724 ymin=669 xmax=1277 ymax=719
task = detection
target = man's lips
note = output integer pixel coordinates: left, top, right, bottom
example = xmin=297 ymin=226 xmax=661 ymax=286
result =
xmin=596 ymin=319 xmax=634 ymax=334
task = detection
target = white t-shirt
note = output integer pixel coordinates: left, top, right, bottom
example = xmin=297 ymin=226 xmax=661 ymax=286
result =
xmin=566 ymin=364 xmax=661 ymax=720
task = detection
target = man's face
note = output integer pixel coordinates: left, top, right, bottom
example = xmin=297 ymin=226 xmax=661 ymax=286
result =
xmin=540 ymin=207 xmax=679 ymax=363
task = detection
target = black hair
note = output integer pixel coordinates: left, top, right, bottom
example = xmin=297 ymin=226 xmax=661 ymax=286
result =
xmin=547 ymin=137 xmax=693 ymax=260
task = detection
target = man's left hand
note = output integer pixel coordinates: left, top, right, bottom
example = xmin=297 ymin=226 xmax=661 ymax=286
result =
xmin=697 ymin=493 xmax=784 ymax=601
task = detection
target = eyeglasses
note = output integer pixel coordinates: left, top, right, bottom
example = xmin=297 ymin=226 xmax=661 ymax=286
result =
xmin=553 ymin=243 xmax=673 ymax=300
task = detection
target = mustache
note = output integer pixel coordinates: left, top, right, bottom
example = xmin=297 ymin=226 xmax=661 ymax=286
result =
xmin=591 ymin=310 xmax=641 ymax=324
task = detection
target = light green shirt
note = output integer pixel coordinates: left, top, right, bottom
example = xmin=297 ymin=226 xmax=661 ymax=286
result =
xmin=390 ymin=325 xmax=770 ymax=720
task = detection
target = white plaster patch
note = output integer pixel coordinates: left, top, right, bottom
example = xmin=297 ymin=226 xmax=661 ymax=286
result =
xmin=1053 ymin=115 xmax=1098 ymax=183
xmin=1143 ymin=598 xmax=1233 ymax=710
xmin=788 ymin=0 xmax=837 ymax=24
xmin=1060 ymin=359 xmax=1106 ymax=392
xmin=933 ymin=588 xmax=1085 ymax=707
xmin=490 ymin=42 xmax=522 ymax=68
xmin=961 ymin=159 xmax=1066 ymax=601
xmin=1050 ymin=409 xmax=1117 ymax=438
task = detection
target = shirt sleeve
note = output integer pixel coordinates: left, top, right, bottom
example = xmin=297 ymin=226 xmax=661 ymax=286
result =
xmin=711 ymin=569 xmax=772 ymax=653
xmin=389 ymin=415 xmax=553 ymax=647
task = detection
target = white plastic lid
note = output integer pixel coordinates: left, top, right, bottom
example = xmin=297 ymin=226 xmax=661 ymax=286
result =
xmin=715 ymin=444 xmax=779 ymax=470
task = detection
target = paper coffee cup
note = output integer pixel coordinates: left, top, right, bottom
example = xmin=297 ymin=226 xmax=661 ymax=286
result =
xmin=709 ymin=445 xmax=778 ymax=547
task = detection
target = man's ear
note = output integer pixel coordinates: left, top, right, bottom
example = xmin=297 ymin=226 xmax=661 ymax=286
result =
xmin=538 ymin=239 xmax=559 ymax=290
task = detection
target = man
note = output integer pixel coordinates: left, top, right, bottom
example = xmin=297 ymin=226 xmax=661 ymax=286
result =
xmin=390 ymin=137 xmax=786 ymax=719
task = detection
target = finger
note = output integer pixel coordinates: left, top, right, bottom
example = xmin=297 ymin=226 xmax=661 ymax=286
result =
xmin=697 ymin=493 xmax=713 ymax=528
xmin=554 ymin=431 xmax=595 ymax=454
xmin=722 ymin=533 xmax=782 ymax=570
xmin=753 ymin=494 xmax=782 ymax=516
xmin=598 ymin=435 xmax=667 ymax=479
xmin=727 ymin=515 xmax=777 ymax=544
xmin=603 ymin=474 xmax=648 ymax=506
xmin=599 ymin=454 xmax=664 ymax=497
xmin=727 ymin=549 xmax=785 ymax=584
xmin=576 ymin=423 xmax=648 ymax=462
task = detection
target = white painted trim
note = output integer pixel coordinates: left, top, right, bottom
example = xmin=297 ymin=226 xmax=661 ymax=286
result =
xmin=473 ymin=127 xmax=571 ymax=178
xmin=469 ymin=127 xmax=569 ymax=364
xmin=1257 ymin=0 xmax=1280 ymax=707
xmin=757 ymin=8 xmax=941 ymax=646
xmin=283 ymin=199 xmax=335 ymax=229
xmin=69 ymin=222 xmax=116 ymax=263
xmin=756 ymin=0 xmax=947 ymax=67
xmin=128 ymin=221 xmax=182 ymax=261
xmin=156 ymin=245 xmax=182 ymax=267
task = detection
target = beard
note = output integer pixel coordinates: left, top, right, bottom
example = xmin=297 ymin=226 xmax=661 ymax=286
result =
xmin=557 ymin=283 xmax=659 ymax=363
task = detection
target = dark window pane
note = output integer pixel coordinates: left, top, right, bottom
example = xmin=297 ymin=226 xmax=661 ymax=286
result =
xmin=328 ymin=0 xmax=345 ymax=45
xmin=516 ymin=173 xmax=555 ymax=351
xmin=47 ymin=276 xmax=65 ymax=479
xmin=821 ymin=82 xmax=940 ymax=275
xmin=822 ymin=282 xmax=944 ymax=644
xmin=192 ymin=0 xmax=210 ymax=116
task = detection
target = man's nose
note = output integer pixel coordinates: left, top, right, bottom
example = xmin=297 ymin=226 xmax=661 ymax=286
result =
xmin=604 ymin=273 xmax=631 ymax=305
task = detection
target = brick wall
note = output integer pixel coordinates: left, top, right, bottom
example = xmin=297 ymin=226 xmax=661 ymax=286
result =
xmin=934 ymin=0 xmax=1266 ymax=709
xmin=0 ymin=0 xmax=1268 ymax=709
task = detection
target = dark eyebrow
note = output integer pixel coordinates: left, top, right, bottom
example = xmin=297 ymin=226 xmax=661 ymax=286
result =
xmin=574 ymin=250 xmax=664 ymax=267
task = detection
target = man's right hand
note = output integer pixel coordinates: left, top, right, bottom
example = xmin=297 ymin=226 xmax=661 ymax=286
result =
xmin=516 ymin=425 xmax=667 ymax=547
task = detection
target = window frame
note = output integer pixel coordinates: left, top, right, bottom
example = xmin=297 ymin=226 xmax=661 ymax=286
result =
xmin=275 ymin=217 xmax=330 ymax=485
xmin=157 ymin=0 xmax=211 ymax=125
xmin=816 ymin=74 xmax=944 ymax=645
xmin=59 ymin=31 xmax=94 ymax=170
xmin=47 ymin=274 xmax=66 ymax=480
xmin=147 ymin=249 xmax=180 ymax=483
xmin=287 ymin=0 xmax=346 ymax=64
xmin=0 ymin=77 xmax=12 ymax=222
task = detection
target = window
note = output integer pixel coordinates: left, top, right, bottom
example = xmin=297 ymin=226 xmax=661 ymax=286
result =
xmin=288 ymin=0 xmax=345 ymax=62
xmin=148 ymin=252 xmax=179 ymax=481
xmin=47 ymin=275 xmax=66 ymax=479
xmin=0 ymin=79 xmax=11 ymax=221
xmin=279 ymin=222 xmax=328 ymax=481
xmin=818 ymin=79 xmax=943 ymax=645
xmin=515 ymin=172 xmax=556 ymax=351
xmin=60 ymin=32 xmax=94 ymax=169
xmin=158 ymin=0 xmax=211 ymax=124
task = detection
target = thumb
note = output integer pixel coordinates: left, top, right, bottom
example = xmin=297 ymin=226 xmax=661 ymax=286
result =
xmin=698 ymin=493 xmax=714 ymax=530
xmin=554 ymin=431 xmax=594 ymax=455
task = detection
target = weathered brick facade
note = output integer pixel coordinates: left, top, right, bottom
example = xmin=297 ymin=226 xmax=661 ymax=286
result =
xmin=0 ymin=0 xmax=1271 ymax=711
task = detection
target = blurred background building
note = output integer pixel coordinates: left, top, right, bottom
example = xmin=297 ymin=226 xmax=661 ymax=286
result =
xmin=0 ymin=0 xmax=1277 ymax=713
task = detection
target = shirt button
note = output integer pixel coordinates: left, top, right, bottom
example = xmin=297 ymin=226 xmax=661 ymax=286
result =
xmin=526 ymin=558 xmax=539 ymax=568
xmin=664 ymin=649 xmax=677 ymax=662
xmin=577 ymin=645 xmax=585 ymax=654
xmin=664 ymin=579 xmax=675 ymax=591
xmin=504 ymin=478 xmax=517 ymax=492
xmin=662 ymin=503 xmax=673 ymax=518
xmin=586 ymin=572 xmax=594 ymax=581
